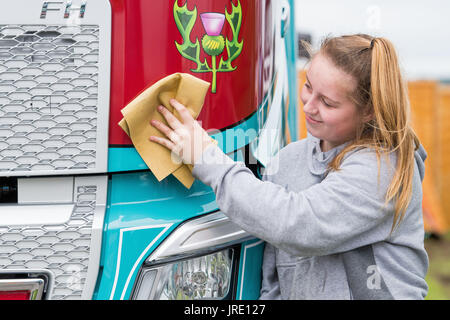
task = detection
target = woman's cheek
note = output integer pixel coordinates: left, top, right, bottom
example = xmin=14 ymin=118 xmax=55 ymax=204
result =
xmin=300 ymin=85 xmax=309 ymax=105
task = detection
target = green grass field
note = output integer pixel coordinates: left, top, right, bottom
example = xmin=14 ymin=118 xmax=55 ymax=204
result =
xmin=424 ymin=232 xmax=450 ymax=300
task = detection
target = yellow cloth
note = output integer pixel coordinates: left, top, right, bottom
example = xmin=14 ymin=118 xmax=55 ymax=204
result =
xmin=118 ymin=73 xmax=214 ymax=189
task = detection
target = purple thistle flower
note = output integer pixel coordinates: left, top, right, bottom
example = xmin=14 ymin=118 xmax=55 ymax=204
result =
xmin=200 ymin=13 xmax=225 ymax=36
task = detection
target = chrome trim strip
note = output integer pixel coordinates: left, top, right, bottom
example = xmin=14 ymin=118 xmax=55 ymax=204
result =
xmin=146 ymin=211 xmax=252 ymax=264
xmin=0 ymin=269 xmax=54 ymax=300
xmin=0 ymin=204 xmax=74 ymax=226
xmin=0 ymin=278 xmax=45 ymax=300
xmin=79 ymin=175 xmax=108 ymax=300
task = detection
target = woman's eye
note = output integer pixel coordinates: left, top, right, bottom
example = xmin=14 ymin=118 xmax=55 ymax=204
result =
xmin=304 ymin=82 xmax=311 ymax=90
xmin=322 ymin=99 xmax=333 ymax=107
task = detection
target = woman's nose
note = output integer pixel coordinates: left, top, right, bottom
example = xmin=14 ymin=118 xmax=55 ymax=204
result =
xmin=303 ymin=98 xmax=318 ymax=115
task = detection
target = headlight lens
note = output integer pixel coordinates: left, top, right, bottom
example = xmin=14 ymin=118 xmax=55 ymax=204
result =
xmin=133 ymin=248 xmax=235 ymax=300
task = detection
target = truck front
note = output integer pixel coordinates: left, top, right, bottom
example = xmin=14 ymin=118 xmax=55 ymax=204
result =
xmin=0 ymin=0 xmax=297 ymax=300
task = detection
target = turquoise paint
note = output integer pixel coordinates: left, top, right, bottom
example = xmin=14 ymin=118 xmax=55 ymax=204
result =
xmin=108 ymin=147 xmax=148 ymax=172
xmin=108 ymin=138 xmax=247 ymax=173
xmin=285 ymin=0 xmax=299 ymax=142
xmin=235 ymin=239 xmax=265 ymax=300
xmin=108 ymin=113 xmax=259 ymax=173
xmin=109 ymin=224 xmax=173 ymax=300
xmin=94 ymin=171 xmax=219 ymax=300
xmin=95 ymin=147 xmax=260 ymax=299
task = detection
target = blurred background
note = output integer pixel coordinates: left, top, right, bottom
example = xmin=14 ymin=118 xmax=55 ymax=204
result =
xmin=294 ymin=0 xmax=450 ymax=299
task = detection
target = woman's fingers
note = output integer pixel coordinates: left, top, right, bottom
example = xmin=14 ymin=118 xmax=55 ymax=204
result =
xmin=150 ymin=119 xmax=181 ymax=144
xmin=149 ymin=99 xmax=208 ymax=164
xmin=170 ymin=99 xmax=194 ymax=123
xmin=149 ymin=135 xmax=176 ymax=152
xmin=157 ymin=105 xmax=182 ymax=130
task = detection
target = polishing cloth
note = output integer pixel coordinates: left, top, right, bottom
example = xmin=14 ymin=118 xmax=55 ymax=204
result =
xmin=118 ymin=73 xmax=216 ymax=189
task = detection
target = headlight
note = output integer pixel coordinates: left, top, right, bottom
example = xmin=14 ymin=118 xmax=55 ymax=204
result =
xmin=132 ymin=248 xmax=236 ymax=300
xmin=131 ymin=211 xmax=253 ymax=300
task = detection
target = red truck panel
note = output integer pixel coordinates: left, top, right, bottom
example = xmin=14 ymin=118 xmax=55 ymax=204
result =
xmin=108 ymin=0 xmax=275 ymax=146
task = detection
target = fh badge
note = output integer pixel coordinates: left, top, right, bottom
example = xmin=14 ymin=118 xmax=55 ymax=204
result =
xmin=174 ymin=0 xmax=243 ymax=93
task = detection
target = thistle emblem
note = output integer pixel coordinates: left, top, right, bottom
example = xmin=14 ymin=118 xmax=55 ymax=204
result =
xmin=173 ymin=0 xmax=243 ymax=93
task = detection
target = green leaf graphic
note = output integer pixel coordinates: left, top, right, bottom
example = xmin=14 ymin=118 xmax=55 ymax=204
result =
xmin=173 ymin=2 xmax=210 ymax=72
xmin=218 ymin=0 xmax=243 ymax=72
xmin=173 ymin=0 xmax=244 ymax=93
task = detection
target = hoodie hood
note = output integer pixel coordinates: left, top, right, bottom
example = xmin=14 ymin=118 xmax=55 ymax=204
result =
xmin=307 ymin=133 xmax=351 ymax=176
xmin=414 ymin=144 xmax=427 ymax=182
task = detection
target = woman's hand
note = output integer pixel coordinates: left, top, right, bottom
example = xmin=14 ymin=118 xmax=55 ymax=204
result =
xmin=149 ymin=99 xmax=216 ymax=165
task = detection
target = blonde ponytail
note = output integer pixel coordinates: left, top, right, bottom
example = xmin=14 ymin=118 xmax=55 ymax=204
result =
xmin=369 ymin=37 xmax=421 ymax=233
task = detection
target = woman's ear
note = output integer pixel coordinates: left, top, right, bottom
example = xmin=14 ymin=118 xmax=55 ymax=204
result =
xmin=361 ymin=107 xmax=374 ymax=124
xmin=363 ymin=113 xmax=374 ymax=123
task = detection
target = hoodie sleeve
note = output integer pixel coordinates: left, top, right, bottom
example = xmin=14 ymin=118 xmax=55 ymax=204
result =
xmin=192 ymin=144 xmax=397 ymax=257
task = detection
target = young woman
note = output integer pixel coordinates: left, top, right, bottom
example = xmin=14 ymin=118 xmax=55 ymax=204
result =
xmin=149 ymin=34 xmax=429 ymax=300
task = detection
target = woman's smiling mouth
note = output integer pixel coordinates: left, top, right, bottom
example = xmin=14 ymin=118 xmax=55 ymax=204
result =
xmin=305 ymin=113 xmax=322 ymax=124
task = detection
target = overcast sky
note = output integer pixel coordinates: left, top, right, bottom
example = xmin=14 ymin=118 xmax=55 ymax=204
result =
xmin=294 ymin=0 xmax=450 ymax=80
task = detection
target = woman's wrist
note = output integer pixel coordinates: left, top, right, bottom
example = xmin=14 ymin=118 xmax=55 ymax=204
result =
xmin=194 ymin=135 xmax=218 ymax=164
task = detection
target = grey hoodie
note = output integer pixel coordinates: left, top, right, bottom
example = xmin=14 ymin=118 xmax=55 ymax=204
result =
xmin=191 ymin=134 xmax=428 ymax=300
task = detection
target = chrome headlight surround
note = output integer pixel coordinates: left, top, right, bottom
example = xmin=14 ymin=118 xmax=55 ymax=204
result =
xmin=131 ymin=211 xmax=253 ymax=300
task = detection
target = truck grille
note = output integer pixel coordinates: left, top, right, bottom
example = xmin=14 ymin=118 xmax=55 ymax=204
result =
xmin=0 ymin=24 xmax=99 ymax=174
xmin=0 ymin=183 xmax=99 ymax=300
